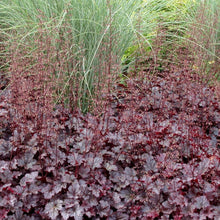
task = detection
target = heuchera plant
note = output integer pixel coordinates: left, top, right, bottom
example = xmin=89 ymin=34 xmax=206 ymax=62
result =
xmin=0 ymin=70 xmax=219 ymax=219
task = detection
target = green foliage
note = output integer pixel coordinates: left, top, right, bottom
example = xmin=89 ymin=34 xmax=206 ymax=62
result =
xmin=0 ymin=0 xmax=144 ymax=112
xmin=0 ymin=0 xmax=219 ymax=112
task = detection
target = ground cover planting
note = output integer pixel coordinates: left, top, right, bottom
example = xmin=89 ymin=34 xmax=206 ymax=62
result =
xmin=0 ymin=68 xmax=219 ymax=219
xmin=0 ymin=0 xmax=219 ymax=219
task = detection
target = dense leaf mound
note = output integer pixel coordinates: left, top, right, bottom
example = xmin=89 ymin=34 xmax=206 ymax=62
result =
xmin=0 ymin=71 xmax=219 ymax=219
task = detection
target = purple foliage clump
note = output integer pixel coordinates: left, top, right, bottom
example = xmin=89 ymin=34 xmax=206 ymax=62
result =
xmin=0 ymin=71 xmax=219 ymax=219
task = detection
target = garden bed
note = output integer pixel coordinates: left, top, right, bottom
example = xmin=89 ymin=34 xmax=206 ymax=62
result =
xmin=0 ymin=67 xmax=219 ymax=219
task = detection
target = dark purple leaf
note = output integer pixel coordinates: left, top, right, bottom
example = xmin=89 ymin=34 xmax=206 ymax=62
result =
xmin=44 ymin=199 xmax=63 ymax=220
xmin=0 ymin=139 xmax=12 ymax=156
xmin=20 ymin=172 xmax=38 ymax=186
xmin=41 ymin=182 xmax=66 ymax=199
xmin=143 ymin=153 xmax=158 ymax=172
xmin=98 ymin=200 xmax=110 ymax=217
xmin=68 ymin=153 xmax=84 ymax=166
xmin=193 ymin=196 xmax=210 ymax=210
